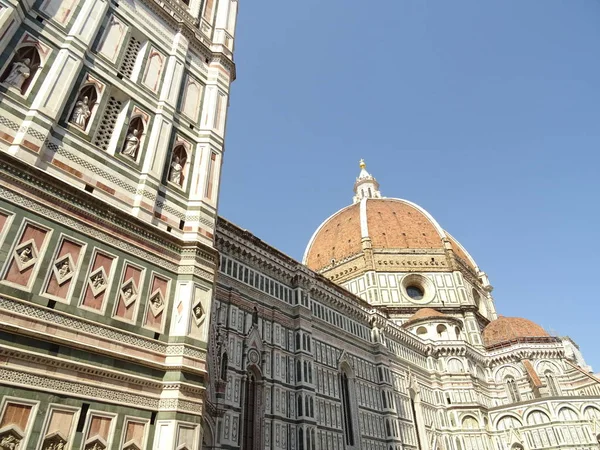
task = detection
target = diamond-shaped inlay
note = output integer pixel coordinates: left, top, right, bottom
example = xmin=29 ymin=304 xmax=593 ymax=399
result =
xmin=13 ymin=239 xmax=39 ymax=272
xmin=84 ymin=436 xmax=107 ymax=450
xmin=52 ymin=254 xmax=76 ymax=285
xmin=0 ymin=425 xmax=24 ymax=450
xmin=42 ymin=431 xmax=67 ymax=450
xmin=192 ymin=300 xmax=205 ymax=326
xmin=148 ymin=289 xmax=165 ymax=317
xmin=120 ymin=278 xmax=138 ymax=307
xmin=88 ymin=267 xmax=109 ymax=297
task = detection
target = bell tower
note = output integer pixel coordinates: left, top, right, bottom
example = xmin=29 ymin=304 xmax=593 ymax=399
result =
xmin=0 ymin=0 xmax=239 ymax=447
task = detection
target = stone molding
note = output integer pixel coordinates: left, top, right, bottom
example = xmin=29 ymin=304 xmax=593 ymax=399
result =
xmin=0 ymin=296 xmax=207 ymax=369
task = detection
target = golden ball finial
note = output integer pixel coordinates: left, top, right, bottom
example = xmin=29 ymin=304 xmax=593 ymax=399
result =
xmin=359 ymin=159 xmax=366 ymax=169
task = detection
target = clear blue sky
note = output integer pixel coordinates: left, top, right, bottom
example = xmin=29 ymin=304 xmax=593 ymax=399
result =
xmin=219 ymin=1 xmax=600 ymax=370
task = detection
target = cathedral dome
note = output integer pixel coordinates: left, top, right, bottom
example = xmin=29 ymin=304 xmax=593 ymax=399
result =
xmin=303 ymin=161 xmax=478 ymax=273
xmin=482 ymin=316 xmax=552 ymax=348
xmin=402 ymin=308 xmax=457 ymax=327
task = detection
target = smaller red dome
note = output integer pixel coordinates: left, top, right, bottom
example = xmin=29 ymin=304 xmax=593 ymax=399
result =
xmin=483 ymin=316 xmax=552 ymax=348
xmin=403 ymin=308 xmax=456 ymax=327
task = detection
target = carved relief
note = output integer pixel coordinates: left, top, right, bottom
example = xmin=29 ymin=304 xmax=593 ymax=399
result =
xmin=52 ymin=254 xmax=75 ymax=285
xmin=144 ymin=274 xmax=170 ymax=331
xmin=120 ymin=279 xmax=138 ymax=307
xmin=3 ymin=222 xmax=50 ymax=288
xmin=0 ymin=427 xmax=23 ymax=450
xmin=113 ymin=263 xmax=144 ymax=321
xmin=89 ymin=268 xmax=108 ymax=296
xmin=44 ymin=238 xmax=84 ymax=301
xmin=13 ymin=240 xmax=38 ymax=272
xmin=41 ymin=432 xmax=67 ymax=450
xmin=83 ymin=437 xmax=106 ymax=450
xmin=81 ymin=251 xmax=115 ymax=311
xmin=148 ymin=290 xmax=165 ymax=317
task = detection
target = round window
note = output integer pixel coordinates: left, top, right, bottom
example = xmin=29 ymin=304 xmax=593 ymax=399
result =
xmin=406 ymin=285 xmax=424 ymax=300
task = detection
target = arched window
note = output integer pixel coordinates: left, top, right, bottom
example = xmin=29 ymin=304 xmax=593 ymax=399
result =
xmin=298 ymin=428 xmax=304 ymax=450
xmin=340 ymin=371 xmax=355 ymax=446
xmin=505 ymin=377 xmax=521 ymax=403
xmin=1 ymin=46 xmax=41 ymax=95
xmin=461 ymin=416 xmax=479 ymax=429
xmin=309 ymin=397 xmax=314 ymax=417
xmin=526 ymin=410 xmax=550 ymax=425
xmin=296 ymin=360 xmax=302 ymax=382
xmin=584 ymin=406 xmax=600 ymax=420
xmin=447 ymin=358 xmax=464 ymax=373
xmin=544 ymin=370 xmax=560 ymax=396
xmin=416 ymin=326 xmax=427 ymax=337
xmin=167 ymin=145 xmax=188 ymax=187
xmin=304 ymin=361 xmax=308 ymax=382
xmin=436 ymin=324 xmax=447 ymax=338
xmin=242 ymin=371 xmax=258 ymax=449
xmin=558 ymin=407 xmax=578 ymax=421
xmin=295 ymin=333 xmax=301 ymax=350
xmin=496 ymin=415 xmax=522 ymax=431
xmin=381 ymin=390 xmax=387 ymax=408
xmin=385 ymin=419 xmax=391 ymax=437
xmin=297 ymin=394 xmax=303 ymax=417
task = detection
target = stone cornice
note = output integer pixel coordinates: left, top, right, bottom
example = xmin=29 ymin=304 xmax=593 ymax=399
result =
xmin=0 ymin=152 xmax=218 ymax=269
xmin=135 ymin=0 xmax=237 ymax=80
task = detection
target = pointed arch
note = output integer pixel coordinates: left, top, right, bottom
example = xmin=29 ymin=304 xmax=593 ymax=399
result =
xmin=242 ymin=365 xmax=263 ymax=450
xmin=339 ymin=361 xmax=356 ymax=447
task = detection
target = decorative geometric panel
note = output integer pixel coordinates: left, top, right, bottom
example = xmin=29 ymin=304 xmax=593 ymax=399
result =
xmin=13 ymin=239 xmax=39 ymax=272
xmin=113 ymin=263 xmax=144 ymax=322
xmin=143 ymin=274 xmax=170 ymax=332
xmin=44 ymin=238 xmax=84 ymax=301
xmin=93 ymin=96 xmax=122 ymax=151
xmin=81 ymin=251 xmax=115 ymax=312
xmin=3 ymin=222 xmax=49 ymax=288
xmin=119 ymin=37 xmax=141 ymax=79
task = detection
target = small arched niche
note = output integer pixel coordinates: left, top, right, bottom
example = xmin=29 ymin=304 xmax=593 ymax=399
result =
xmin=69 ymin=84 xmax=98 ymax=131
xmin=1 ymin=46 xmax=41 ymax=95
xmin=167 ymin=144 xmax=189 ymax=188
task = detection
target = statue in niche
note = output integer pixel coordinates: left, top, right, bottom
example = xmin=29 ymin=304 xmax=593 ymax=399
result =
xmin=4 ymin=58 xmax=31 ymax=90
xmin=168 ymin=145 xmax=187 ymax=187
xmin=168 ymin=155 xmax=183 ymax=185
xmin=121 ymin=129 xmax=140 ymax=159
xmin=252 ymin=306 xmax=258 ymax=325
xmin=71 ymin=95 xmax=91 ymax=128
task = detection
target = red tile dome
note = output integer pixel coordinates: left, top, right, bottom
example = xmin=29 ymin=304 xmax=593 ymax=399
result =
xmin=482 ymin=316 xmax=552 ymax=348
xmin=402 ymin=308 xmax=457 ymax=327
